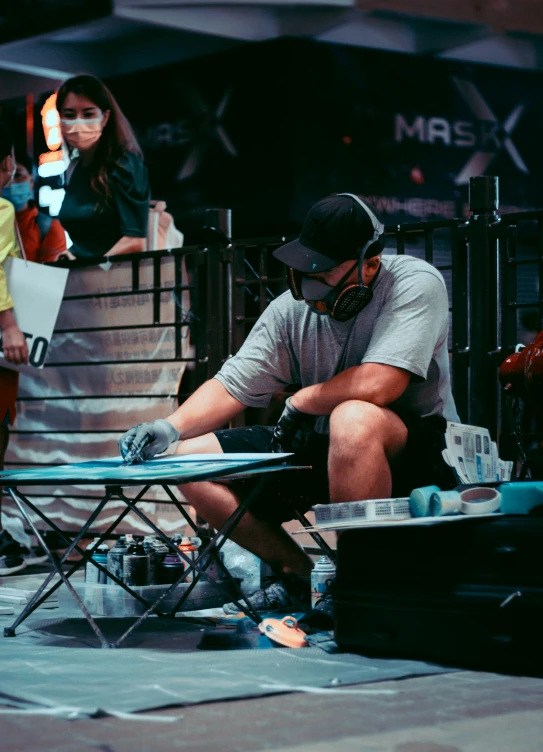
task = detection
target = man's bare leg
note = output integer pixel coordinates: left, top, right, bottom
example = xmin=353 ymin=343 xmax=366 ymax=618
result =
xmin=328 ymin=400 xmax=408 ymax=502
xmin=176 ymin=435 xmax=313 ymax=577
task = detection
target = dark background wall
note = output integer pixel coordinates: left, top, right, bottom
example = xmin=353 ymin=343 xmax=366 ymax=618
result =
xmin=16 ymin=38 xmax=543 ymax=240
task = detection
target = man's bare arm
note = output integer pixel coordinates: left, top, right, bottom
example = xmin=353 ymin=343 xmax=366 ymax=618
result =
xmin=289 ymin=362 xmax=411 ymax=416
xmin=165 ymin=378 xmax=246 ymax=438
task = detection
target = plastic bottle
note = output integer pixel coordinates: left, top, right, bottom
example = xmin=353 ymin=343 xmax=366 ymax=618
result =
xmin=310 ymin=556 xmax=336 ymax=608
xmin=122 ymin=541 xmax=149 ymax=587
xmin=107 ymin=536 xmax=127 ymax=584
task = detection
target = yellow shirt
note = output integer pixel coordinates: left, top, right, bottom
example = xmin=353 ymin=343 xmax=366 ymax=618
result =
xmin=0 ymin=197 xmax=19 ymax=312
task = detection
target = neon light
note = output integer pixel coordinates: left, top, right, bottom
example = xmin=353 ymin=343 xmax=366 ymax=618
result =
xmin=38 ymin=159 xmax=67 ymax=178
xmin=39 ymin=150 xmax=65 ymax=165
xmin=39 ymin=185 xmax=65 ymax=216
xmin=40 ymin=94 xmax=62 ymax=151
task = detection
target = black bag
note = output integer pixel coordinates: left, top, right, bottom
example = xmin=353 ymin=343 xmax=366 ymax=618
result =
xmin=333 ymin=518 xmax=543 ymax=673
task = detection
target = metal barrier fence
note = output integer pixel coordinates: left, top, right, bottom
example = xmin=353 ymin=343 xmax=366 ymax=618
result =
xmin=4 ymin=228 xmax=232 ymax=533
xmin=6 ymin=180 xmax=542 ymax=514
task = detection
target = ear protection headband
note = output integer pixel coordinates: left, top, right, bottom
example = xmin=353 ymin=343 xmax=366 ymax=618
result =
xmin=288 ymin=193 xmax=384 ymax=322
xmin=337 ymin=192 xmax=385 ymax=259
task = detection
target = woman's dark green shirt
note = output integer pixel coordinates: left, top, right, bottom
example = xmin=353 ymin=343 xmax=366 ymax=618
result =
xmin=59 ymin=151 xmax=150 ymax=260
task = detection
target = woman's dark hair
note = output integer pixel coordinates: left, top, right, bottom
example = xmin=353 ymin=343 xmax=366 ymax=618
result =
xmin=56 ymin=74 xmax=142 ymax=204
xmin=0 ymin=122 xmax=13 ymax=163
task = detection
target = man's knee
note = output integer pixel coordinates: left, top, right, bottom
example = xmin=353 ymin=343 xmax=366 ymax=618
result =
xmin=330 ymin=400 xmax=407 ymax=457
xmin=330 ymin=400 xmax=387 ymax=441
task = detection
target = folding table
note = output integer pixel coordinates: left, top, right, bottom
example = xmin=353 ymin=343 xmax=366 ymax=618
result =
xmin=0 ymin=453 xmax=314 ymax=648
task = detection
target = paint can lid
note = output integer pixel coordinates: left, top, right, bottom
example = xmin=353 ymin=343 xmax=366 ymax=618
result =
xmin=258 ymin=616 xmax=308 ymax=649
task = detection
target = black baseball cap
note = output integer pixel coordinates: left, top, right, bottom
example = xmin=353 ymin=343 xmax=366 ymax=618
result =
xmin=273 ymin=193 xmax=384 ymax=273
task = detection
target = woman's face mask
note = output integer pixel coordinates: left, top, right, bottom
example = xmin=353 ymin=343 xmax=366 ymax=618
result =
xmin=60 ymin=114 xmax=104 ymax=151
xmin=2 ymin=180 xmax=33 ymax=211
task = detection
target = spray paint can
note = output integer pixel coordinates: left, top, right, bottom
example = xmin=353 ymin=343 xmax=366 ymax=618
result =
xmin=152 ymin=541 xmax=168 ymax=584
xmin=143 ymin=536 xmax=159 ymax=585
xmin=178 ymin=537 xmax=199 ymax=582
xmin=159 ymin=549 xmax=185 ymax=585
xmin=311 ymin=556 xmax=336 ymax=608
xmin=122 ymin=541 xmax=149 ymax=587
xmin=85 ymin=538 xmax=109 ymax=584
xmin=85 ymin=538 xmax=99 ymax=584
xmin=107 ymin=536 xmax=127 ymax=584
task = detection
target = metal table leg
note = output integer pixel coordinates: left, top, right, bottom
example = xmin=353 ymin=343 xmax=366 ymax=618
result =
xmin=6 ymin=488 xmax=113 ymax=648
xmin=3 ymin=485 xmax=171 ymax=646
xmin=293 ymin=508 xmax=337 ymax=565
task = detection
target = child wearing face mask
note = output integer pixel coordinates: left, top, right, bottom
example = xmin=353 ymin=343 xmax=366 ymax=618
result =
xmin=0 ymin=123 xmax=34 ymax=575
xmin=2 ymin=154 xmax=66 ymax=263
xmin=56 ymin=74 xmax=150 ymax=260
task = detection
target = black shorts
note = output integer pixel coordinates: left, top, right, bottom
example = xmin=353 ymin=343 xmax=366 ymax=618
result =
xmin=214 ymin=410 xmax=457 ymax=525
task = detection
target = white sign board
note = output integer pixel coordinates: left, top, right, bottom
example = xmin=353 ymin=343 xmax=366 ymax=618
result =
xmin=0 ymin=257 xmax=69 ymax=372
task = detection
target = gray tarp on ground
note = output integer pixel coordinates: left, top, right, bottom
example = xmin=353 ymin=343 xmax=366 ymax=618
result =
xmin=0 ymin=612 xmax=454 ymax=718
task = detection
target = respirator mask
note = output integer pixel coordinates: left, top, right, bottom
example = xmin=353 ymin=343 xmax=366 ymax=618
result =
xmin=285 ymin=194 xmax=384 ymax=322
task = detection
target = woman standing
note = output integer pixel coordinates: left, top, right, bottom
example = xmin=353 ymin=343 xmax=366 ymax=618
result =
xmin=57 ymin=74 xmax=150 ymax=260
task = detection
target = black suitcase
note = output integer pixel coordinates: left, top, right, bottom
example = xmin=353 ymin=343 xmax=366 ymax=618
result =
xmin=333 ymin=518 xmax=543 ymax=673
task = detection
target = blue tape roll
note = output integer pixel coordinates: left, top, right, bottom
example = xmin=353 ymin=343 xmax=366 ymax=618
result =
xmin=409 ymin=485 xmax=440 ymax=518
xmin=430 ymin=490 xmax=462 ymax=517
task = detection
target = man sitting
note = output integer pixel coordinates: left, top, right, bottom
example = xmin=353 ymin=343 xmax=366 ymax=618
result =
xmin=119 ymin=193 xmax=459 ymax=619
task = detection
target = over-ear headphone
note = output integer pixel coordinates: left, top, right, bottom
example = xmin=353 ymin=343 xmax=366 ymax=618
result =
xmin=288 ymin=193 xmax=384 ymax=322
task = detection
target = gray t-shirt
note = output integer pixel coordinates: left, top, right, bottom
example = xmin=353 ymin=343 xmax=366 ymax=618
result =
xmin=215 ymin=254 xmax=460 ymax=433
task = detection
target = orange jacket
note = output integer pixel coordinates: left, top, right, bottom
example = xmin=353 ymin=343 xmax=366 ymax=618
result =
xmin=1 ymin=204 xmax=66 ymax=425
xmin=15 ymin=204 xmax=66 ymax=263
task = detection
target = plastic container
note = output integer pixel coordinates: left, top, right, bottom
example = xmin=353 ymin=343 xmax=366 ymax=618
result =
xmin=313 ymin=498 xmax=411 ymax=527
xmin=78 ymin=578 xmax=238 ymax=617
xmin=499 ymin=482 xmax=543 ymax=515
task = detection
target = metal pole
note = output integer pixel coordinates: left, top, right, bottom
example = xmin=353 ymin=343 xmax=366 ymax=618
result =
xmin=203 ymin=208 xmax=232 ymax=379
xmin=468 ymin=176 xmax=500 ymax=436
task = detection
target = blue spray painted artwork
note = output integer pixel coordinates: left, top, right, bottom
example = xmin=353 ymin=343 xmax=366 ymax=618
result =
xmin=0 ymin=453 xmax=293 ymax=486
